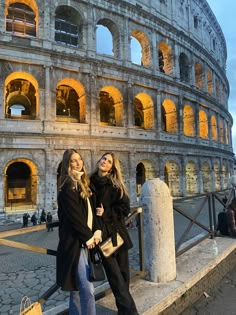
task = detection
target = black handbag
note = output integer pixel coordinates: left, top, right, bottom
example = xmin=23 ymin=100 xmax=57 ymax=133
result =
xmin=88 ymin=247 xmax=106 ymax=282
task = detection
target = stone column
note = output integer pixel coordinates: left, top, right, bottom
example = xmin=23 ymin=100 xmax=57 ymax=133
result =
xmin=198 ymin=159 xmax=203 ymax=193
xmin=156 ymin=89 xmax=162 ymax=136
xmin=178 ymin=94 xmax=183 ymax=139
xmin=128 ymin=152 xmax=137 ymax=204
xmin=140 ymin=178 xmax=176 ymax=282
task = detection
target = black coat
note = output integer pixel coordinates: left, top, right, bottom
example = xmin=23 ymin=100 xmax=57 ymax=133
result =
xmin=90 ymin=174 xmax=133 ymax=250
xmin=56 ymin=178 xmax=99 ymax=291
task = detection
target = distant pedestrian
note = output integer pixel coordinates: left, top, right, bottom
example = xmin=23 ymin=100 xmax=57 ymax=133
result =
xmin=40 ymin=209 xmax=46 ymax=224
xmin=31 ymin=212 xmax=37 ymax=226
xmin=46 ymin=212 xmax=53 ymax=231
xmin=22 ymin=213 xmax=30 ymax=228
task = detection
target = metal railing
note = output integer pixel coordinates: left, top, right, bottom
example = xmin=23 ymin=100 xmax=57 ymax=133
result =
xmin=0 ymin=206 xmax=145 ymax=312
xmin=173 ymin=189 xmax=229 ymax=256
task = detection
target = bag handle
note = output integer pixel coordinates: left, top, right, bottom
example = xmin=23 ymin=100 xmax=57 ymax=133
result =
xmin=20 ymin=296 xmax=31 ymax=313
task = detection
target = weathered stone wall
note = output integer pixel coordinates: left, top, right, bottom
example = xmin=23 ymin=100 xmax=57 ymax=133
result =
xmin=0 ymin=0 xmax=233 ymax=213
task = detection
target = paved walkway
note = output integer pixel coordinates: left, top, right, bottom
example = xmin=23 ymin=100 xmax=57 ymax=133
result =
xmin=0 ymin=222 xmax=140 ymax=315
xmin=182 ymin=265 xmax=236 ymax=315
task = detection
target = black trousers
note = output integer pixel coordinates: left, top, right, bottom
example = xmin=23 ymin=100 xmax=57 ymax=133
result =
xmin=102 ymin=245 xmax=139 ymax=315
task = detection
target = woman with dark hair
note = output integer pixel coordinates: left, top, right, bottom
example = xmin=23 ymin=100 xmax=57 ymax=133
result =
xmin=90 ymin=152 xmax=139 ymax=315
xmin=56 ymin=149 xmax=101 ymax=315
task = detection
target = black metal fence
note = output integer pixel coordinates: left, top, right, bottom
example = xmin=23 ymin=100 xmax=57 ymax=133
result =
xmin=0 ymin=190 xmax=231 ymax=313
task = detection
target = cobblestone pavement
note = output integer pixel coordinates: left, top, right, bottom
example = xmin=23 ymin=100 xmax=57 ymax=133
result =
xmin=182 ymin=266 xmax=236 ymax=315
xmin=0 ymin=223 xmax=140 ymax=315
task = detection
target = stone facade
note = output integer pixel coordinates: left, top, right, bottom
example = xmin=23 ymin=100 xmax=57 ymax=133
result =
xmin=0 ymin=0 xmax=233 ymax=213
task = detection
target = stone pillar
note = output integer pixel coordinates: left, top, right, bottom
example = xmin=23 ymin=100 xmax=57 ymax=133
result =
xmin=128 ymin=152 xmax=137 ymax=204
xmin=156 ymin=89 xmax=162 ymax=136
xmin=140 ymin=178 xmax=176 ymax=282
xmin=178 ymin=94 xmax=183 ymax=139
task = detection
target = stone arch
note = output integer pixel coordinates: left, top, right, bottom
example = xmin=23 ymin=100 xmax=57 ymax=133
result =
xmin=185 ymin=160 xmax=198 ymax=194
xmin=56 ymin=78 xmax=86 ymax=123
xmin=134 ymin=93 xmax=154 ymax=129
xmin=55 ymin=5 xmax=83 ymax=47
xmin=5 ymin=0 xmax=38 ymax=37
xmin=99 ymin=86 xmax=123 ymax=127
xmin=195 ymin=62 xmax=203 ymax=90
xmin=164 ymin=160 xmax=181 ymax=197
xmin=199 ymin=109 xmax=208 ymax=139
xmin=158 ymin=42 xmax=173 ymax=75
xmin=219 ymin=119 xmax=224 ymax=143
xmin=131 ymin=30 xmax=151 ymax=67
xmin=183 ymin=105 xmax=195 ymax=137
xmin=136 ymin=159 xmax=155 ymax=195
xmin=206 ymin=68 xmax=213 ymax=95
xmin=5 ymin=72 xmax=39 ymax=119
xmin=201 ymin=161 xmax=211 ymax=192
xmin=213 ymin=161 xmax=221 ymax=191
xmin=225 ymin=123 xmax=229 ymax=145
xmin=162 ymin=99 xmax=177 ymax=133
xmin=4 ymin=158 xmax=38 ymax=210
xmin=96 ymin=18 xmax=120 ymax=58
xmin=211 ymin=115 xmax=218 ymax=141
xmin=222 ymin=163 xmax=229 ymax=189
xmin=179 ymin=52 xmax=190 ymax=82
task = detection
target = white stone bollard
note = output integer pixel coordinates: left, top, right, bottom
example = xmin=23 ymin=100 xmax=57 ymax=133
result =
xmin=140 ymin=178 xmax=176 ymax=282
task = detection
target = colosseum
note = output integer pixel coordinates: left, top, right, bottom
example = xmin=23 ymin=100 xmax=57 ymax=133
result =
xmin=0 ymin=0 xmax=233 ymax=215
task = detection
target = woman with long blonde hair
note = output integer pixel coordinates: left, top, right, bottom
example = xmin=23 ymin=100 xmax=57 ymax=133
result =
xmin=57 ymin=149 xmax=101 ymax=315
xmin=90 ymin=152 xmax=139 ymax=315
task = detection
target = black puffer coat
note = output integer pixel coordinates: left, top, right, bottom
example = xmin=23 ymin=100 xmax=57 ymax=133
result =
xmin=90 ymin=174 xmax=133 ymax=250
xmin=56 ymin=178 xmax=99 ymax=291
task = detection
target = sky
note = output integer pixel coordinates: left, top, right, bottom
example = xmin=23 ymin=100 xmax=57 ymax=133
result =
xmin=207 ymin=0 xmax=236 ymax=153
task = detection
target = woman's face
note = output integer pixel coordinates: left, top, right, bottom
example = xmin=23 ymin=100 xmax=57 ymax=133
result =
xmin=98 ymin=154 xmax=113 ymax=176
xmin=69 ymin=152 xmax=83 ymax=173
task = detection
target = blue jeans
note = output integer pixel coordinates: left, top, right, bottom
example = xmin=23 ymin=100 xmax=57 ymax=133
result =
xmin=69 ymin=248 xmax=96 ymax=315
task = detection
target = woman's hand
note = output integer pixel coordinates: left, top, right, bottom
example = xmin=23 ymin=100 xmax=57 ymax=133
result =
xmin=94 ymin=237 xmax=100 ymax=245
xmin=96 ymin=203 xmax=104 ymax=217
xmin=87 ymin=242 xmax=95 ymax=249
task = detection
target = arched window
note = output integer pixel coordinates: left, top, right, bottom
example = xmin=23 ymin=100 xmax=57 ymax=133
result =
xmin=134 ymin=93 xmax=154 ymax=130
xmin=99 ymin=86 xmax=123 ymax=127
xmin=183 ymin=105 xmax=195 ymax=137
xmin=164 ymin=161 xmax=181 ymax=196
xmin=211 ymin=115 xmax=218 ymax=141
xmin=202 ymin=161 xmax=211 ymax=192
xmin=131 ymin=30 xmax=151 ymax=67
xmin=56 ymin=85 xmax=80 ymax=122
xmin=6 ymin=162 xmax=31 ymax=204
xmin=6 ymin=78 xmax=36 ymax=120
xmin=219 ymin=119 xmax=224 ymax=143
xmin=55 ymin=6 xmax=81 ymax=47
xmin=195 ymin=63 xmax=203 ymax=90
xmin=136 ymin=163 xmax=146 ymax=195
xmin=185 ymin=161 xmax=198 ymax=194
xmin=206 ymin=69 xmax=213 ymax=95
xmin=179 ymin=53 xmax=189 ymax=82
xmin=99 ymin=91 xmax=115 ymax=125
xmin=158 ymin=42 xmax=173 ymax=75
xmin=199 ymin=110 xmax=208 ymax=139
xmin=131 ymin=37 xmax=142 ymax=65
xmin=162 ymin=99 xmax=177 ymax=133
xmin=6 ymin=2 xmax=36 ymax=37
xmin=96 ymin=25 xmax=113 ymax=56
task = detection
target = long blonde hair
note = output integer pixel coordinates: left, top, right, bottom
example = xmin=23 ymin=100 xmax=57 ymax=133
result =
xmin=58 ymin=149 xmax=91 ymax=199
xmin=93 ymin=152 xmax=128 ymax=198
